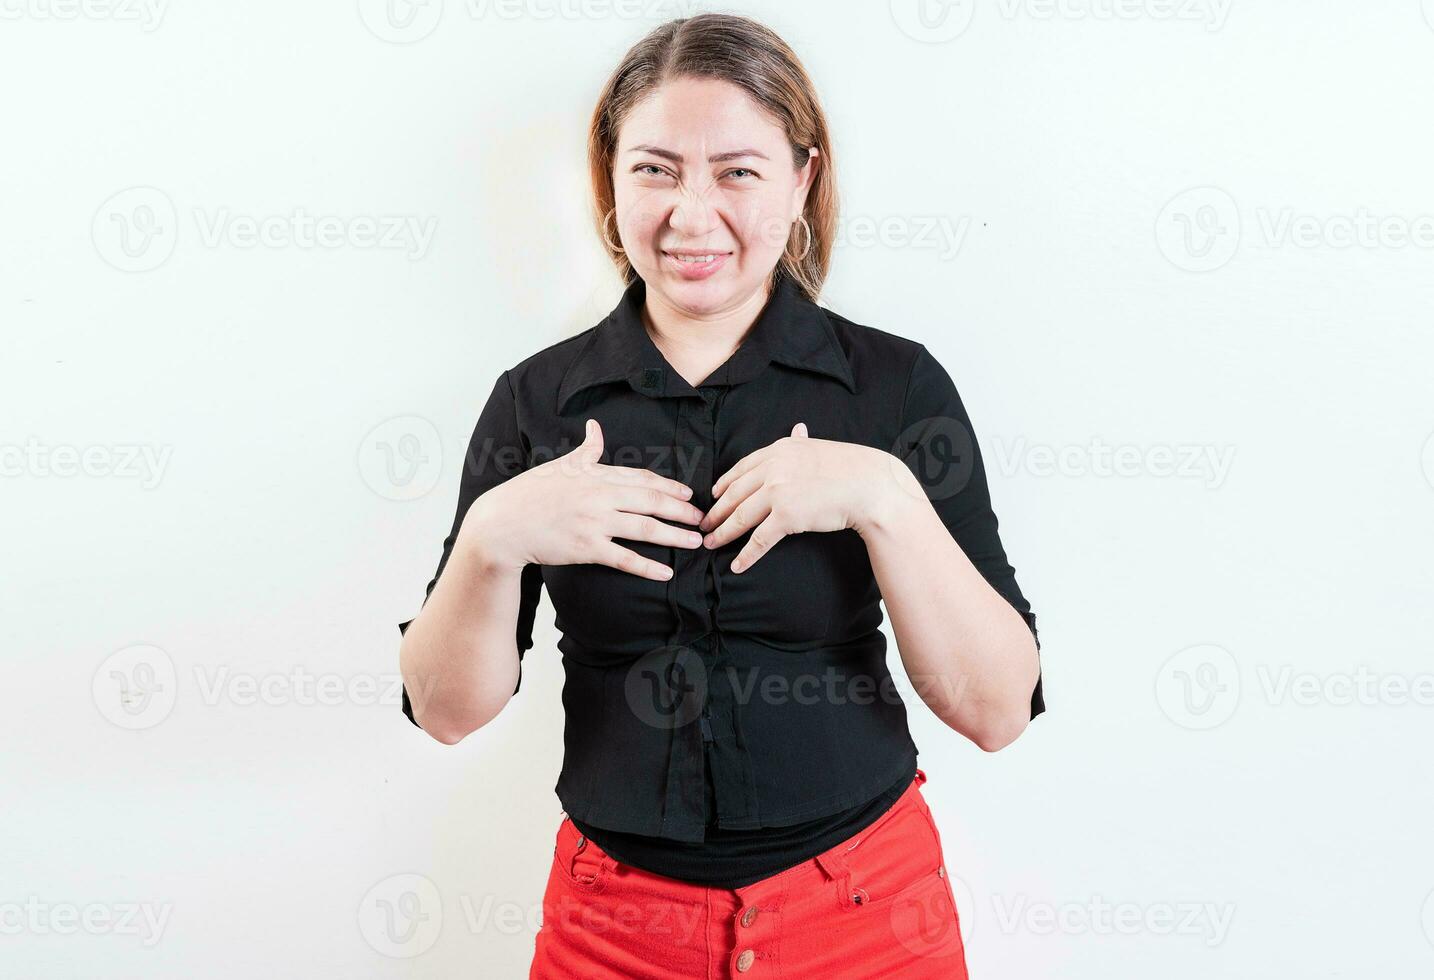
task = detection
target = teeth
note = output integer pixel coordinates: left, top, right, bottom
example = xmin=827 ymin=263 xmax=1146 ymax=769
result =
xmin=672 ymin=253 xmax=717 ymax=263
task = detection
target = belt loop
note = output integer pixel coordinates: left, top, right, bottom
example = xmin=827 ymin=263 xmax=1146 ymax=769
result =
xmin=814 ymin=847 xmax=854 ymax=910
xmin=813 ymin=845 xmax=848 ymax=882
xmin=915 ymin=767 xmax=928 ymax=786
xmin=814 ymin=843 xmax=843 ymax=883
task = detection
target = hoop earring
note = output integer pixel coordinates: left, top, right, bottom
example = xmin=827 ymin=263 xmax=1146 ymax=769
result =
xmin=786 ymin=215 xmax=812 ymax=263
xmin=601 ymin=206 xmax=625 ymax=255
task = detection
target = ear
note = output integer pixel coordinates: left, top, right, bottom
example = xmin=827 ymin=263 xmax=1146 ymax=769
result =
xmin=792 ymin=146 xmax=820 ymax=211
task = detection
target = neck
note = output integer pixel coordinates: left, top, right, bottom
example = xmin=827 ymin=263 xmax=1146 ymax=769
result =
xmin=641 ymin=279 xmax=773 ymax=388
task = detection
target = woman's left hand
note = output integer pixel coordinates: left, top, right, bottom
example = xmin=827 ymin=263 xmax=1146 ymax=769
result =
xmin=698 ymin=422 xmax=921 ymax=572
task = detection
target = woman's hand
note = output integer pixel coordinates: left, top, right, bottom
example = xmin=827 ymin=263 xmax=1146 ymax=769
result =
xmin=458 ymin=419 xmax=706 ymax=581
xmin=699 ymin=422 xmax=921 ymax=573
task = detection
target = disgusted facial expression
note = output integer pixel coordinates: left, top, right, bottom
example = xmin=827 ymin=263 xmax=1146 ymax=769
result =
xmin=612 ymin=75 xmax=818 ymax=315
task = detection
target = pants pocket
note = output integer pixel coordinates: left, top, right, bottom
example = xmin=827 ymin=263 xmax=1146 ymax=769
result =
xmin=552 ymin=817 xmax=612 ymax=892
xmin=889 ymin=787 xmax=967 ymax=964
xmin=840 ymin=799 xmax=944 ymax=910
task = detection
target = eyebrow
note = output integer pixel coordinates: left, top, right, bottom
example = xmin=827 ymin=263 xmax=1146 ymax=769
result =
xmin=624 ymin=144 xmax=770 ymax=164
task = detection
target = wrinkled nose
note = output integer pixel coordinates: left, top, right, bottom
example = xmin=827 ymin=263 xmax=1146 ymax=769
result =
xmin=669 ymin=187 xmax=721 ymax=239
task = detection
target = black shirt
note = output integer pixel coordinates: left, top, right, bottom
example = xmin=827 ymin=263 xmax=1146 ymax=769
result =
xmin=399 ymin=269 xmax=1044 ymax=855
xmin=569 ymin=762 xmax=916 ymax=889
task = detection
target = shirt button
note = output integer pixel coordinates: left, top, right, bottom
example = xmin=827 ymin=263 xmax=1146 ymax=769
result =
xmin=741 ymin=906 xmax=759 ymax=927
xmin=736 ymin=949 xmax=756 ymax=971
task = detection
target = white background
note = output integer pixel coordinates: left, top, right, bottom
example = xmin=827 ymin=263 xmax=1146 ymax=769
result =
xmin=4 ymin=1 xmax=1433 ymax=977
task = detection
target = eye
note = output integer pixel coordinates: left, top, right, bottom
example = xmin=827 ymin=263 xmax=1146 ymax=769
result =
xmin=634 ymin=164 xmax=671 ymax=178
xmin=725 ymin=168 xmax=758 ymax=180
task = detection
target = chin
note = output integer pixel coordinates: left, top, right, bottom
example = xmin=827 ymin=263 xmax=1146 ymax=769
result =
xmin=655 ymin=284 xmax=729 ymax=315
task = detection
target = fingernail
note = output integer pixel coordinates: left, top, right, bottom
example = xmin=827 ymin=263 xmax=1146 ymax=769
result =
xmin=689 ymin=532 xmax=702 ymax=546
xmin=730 ymin=559 xmax=744 ymax=573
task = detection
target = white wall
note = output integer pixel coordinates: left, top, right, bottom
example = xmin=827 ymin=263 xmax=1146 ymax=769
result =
xmin=4 ymin=1 xmax=1433 ymax=977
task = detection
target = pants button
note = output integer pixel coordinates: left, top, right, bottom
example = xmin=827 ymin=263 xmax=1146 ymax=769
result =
xmin=740 ymin=905 xmax=759 ymax=927
xmin=736 ymin=949 xmax=755 ymax=971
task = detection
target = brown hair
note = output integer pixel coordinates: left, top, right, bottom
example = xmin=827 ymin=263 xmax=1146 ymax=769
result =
xmin=586 ymin=13 xmax=838 ymax=302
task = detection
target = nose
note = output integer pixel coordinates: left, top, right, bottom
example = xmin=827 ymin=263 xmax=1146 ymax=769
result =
xmin=668 ymin=186 xmax=721 ymax=241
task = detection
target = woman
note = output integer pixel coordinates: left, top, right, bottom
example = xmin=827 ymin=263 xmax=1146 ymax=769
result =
xmin=397 ymin=13 xmax=1044 ymax=978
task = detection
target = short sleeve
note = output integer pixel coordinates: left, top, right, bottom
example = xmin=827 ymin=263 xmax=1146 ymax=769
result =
xmin=894 ymin=345 xmax=1044 ymax=719
xmin=398 ymin=370 xmax=544 ymax=727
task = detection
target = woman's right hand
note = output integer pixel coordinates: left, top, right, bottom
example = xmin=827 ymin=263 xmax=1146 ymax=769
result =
xmin=457 ymin=418 xmax=705 ymax=581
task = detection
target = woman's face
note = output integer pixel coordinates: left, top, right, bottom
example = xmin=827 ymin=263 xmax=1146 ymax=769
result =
xmin=612 ymin=75 xmax=818 ymax=316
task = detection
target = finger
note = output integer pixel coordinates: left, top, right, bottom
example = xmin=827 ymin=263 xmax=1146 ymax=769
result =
xmin=699 ymin=468 xmax=762 ymax=532
xmin=730 ymin=515 xmax=789 ymax=574
xmin=607 ymin=511 xmax=706 ymax=550
xmin=704 ymin=489 xmax=772 ymax=551
xmin=591 ymin=540 xmax=675 ymax=581
xmin=554 ymin=418 xmax=605 ymax=479
xmin=791 ymin=421 xmax=808 ymax=437
xmin=712 ymin=447 xmax=770 ymax=499
xmin=608 ymin=484 xmax=707 ymax=526
xmin=578 ymin=418 xmax=604 ymax=462
xmin=597 ymin=462 xmax=695 ymax=502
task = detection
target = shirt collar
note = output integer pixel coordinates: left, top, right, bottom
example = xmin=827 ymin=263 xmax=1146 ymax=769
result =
xmin=557 ymin=271 xmax=857 ymax=412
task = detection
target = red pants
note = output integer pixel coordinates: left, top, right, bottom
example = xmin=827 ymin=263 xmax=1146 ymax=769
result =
xmin=530 ymin=768 xmax=968 ymax=979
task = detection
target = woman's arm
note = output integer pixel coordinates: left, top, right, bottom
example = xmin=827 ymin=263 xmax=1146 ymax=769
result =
xmin=703 ymin=424 xmax=1042 ymax=752
xmin=399 ymin=514 xmax=530 ymax=744
xmin=701 ymin=344 xmax=1043 ymax=752
xmin=856 ymin=486 xmax=1040 ymax=752
xmin=858 ymin=343 xmax=1041 ymax=751
xmin=396 ymin=370 xmax=540 ymax=744
xmin=399 ymin=406 xmax=706 ymax=744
